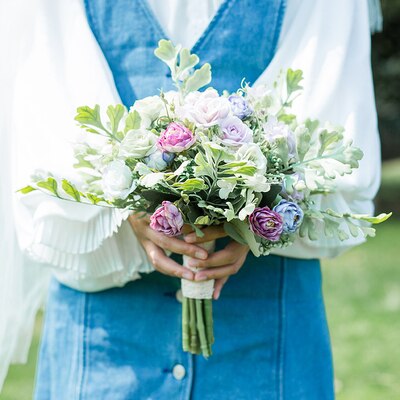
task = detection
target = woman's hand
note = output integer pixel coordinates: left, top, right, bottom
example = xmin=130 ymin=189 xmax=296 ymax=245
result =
xmin=184 ymin=227 xmax=250 ymax=300
xmin=128 ymin=213 xmax=209 ymax=281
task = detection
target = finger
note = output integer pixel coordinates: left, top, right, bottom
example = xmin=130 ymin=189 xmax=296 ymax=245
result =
xmin=181 ymin=224 xmax=194 ymax=235
xmin=184 ymin=225 xmax=227 ymax=244
xmin=187 ymin=242 xmax=249 ymax=268
xmin=213 ymin=277 xmax=229 ymax=300
xmin=194 ymin=263 xmax=240 ymax=281
xmin=142 ymin=240 xmax=194 ymax=280
xmin=147 ymin=229 xmax=208 ymax=260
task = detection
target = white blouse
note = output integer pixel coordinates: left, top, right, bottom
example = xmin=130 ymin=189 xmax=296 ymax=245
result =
xmin=12 ymin=0 xmax=381 ymax=291
xmin=0 ymin=0 xmax=381 ymax=388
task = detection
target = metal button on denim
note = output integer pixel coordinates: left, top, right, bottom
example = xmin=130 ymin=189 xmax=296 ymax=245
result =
xmin=172 ymin=364 xmax=186 ymax=381
xmin=175 ymin=289 xmax=183 ymax=303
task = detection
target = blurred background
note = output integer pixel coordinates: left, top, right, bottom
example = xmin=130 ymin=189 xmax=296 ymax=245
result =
xmin=1 ymin=1 xmax=400 ymax=399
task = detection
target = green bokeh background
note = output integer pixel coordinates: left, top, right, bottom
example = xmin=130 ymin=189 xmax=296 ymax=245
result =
xmin=2 ymin=1 xmax=400 ymax=399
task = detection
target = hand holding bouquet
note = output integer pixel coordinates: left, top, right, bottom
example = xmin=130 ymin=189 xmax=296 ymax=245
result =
xmin=21 ymin=40 xmax=391 ymax=357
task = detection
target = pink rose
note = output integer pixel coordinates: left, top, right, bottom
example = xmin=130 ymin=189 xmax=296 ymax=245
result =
xmin=157 ymin=122 xmax=196 ymax=153
xmin=177 ymin=89 xmax=231 ymax=127
xmin=150 ymin=201 xmax=184 ymax=236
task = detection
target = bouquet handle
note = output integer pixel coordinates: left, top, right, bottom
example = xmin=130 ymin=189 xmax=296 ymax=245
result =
xmin=181 ymin=240 xmax=215 ymax=357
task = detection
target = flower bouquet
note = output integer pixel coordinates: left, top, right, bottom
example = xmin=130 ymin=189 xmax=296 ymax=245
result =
xmin=21 ymin=40 xmax=391 ymax=357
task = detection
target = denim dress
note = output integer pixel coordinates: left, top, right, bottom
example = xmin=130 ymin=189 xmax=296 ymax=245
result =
xmin=34 ymin=1 xmax=335 ymax=399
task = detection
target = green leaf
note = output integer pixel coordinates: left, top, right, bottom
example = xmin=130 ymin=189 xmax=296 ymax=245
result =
xmin=305 ymin=119 xmax=319 ymax=134
xmin=229 ymin=166 xmax=258 ymax=176
xmin=86 ymin=193 xmax=105 ymax=205
xmin=75 ymin=105 xmax=104 ymax=132
xmin=177 ymin=48 xmax=199 ymax=74
xmin=125 ymin=110 xmax=141 ymax=132
xmin=194 ymin=152 xmax=215 ymax=177
xmin=184 ymin=63 xmax=212 ymax=93
xmin=224 ymin=222 xmax=248 ymax=246
xmin=107 ymin=104 xmax=126 ymax=135
xmin=295 ymin=125 xmax=311 ymax=162
xmin=61 ymin=179 xmax=81 ymax=202
xmin=73 ymin=154 xmax=94 ymax=169
xmin=229 ymin=219 xmax=261 ymax=257
xmin=286 ymin=68 xmax=303 ymax=95
xmin=154 ymin=39 xmax=179 ymax=62
xmin=350 ymin=212 xmax=392 ymax=224
xmin=194 ymin=215 xmax=211 ymax=225
xmin=278 ymin=114 xmax=296 ymax=124
xmin=318 ymin=129 xmax=343 ymax=156
xmin=37 ymin=177 xmax=59 ymax=197
xmin=346 ymin=220 xmax=360 ymax=238
xmin=18 ymin=185 xmax=36 ymax=194
xmin=299 ymin=216 xmax=318 ymax=241
xmin=173 ymin=178 xmax=208 ymax=192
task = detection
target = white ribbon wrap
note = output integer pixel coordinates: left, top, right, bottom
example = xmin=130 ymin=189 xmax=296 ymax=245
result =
xmin=181 ymin=240 xmax=215 ymax=299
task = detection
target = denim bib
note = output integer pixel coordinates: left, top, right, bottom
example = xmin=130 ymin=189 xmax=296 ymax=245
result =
xmin=34 ymin=4 xmax=335 ymax=399
xmin=84 ymin=0 xmax=286 ymax=106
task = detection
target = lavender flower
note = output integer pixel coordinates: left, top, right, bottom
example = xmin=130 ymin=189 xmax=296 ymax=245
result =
xmin=220 ymin=116 xmax=253 ymax=147
xmin=228 ymin=94 xmax=253 ymax=119
xmin=273 ymin=200 xmax=304 ymax=233
xmin=263 ymin=116 xmax=296 ymax=160
xmin=157 ymin=122 xmax=196 ymax=153
xmin=249 ymin=207 xmax=283 ymax=242
xmin=150 ymin=201 xmax=184 ymax=236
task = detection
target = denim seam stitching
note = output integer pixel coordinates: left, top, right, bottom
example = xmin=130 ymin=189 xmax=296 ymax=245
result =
xmin=277 ymin=257 xmax=286 ymax=400
xmin=75 ymin=292 xmax=89 ymax=400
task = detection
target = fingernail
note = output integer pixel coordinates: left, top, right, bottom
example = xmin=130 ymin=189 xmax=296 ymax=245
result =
xmin=195 ymin=273 xmax=207 ymax=281
xmin=185 ymin=234 xmax=196 ymax=243
xmin=195 ymin=251 xmax=208 ymax=260
xmin=188 ymin=259 xmax=199 ymax=268
xmin=183 ymin=271 xmax=193 ymax=280
xmin=214 ymin=291 xmax=220 ymax=300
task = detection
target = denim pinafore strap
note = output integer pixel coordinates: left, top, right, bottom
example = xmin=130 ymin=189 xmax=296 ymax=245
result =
xmin=84 ymin=0 xmax=286 ymax=105
xmin=34 ymin=2 xmax=335 ymax=399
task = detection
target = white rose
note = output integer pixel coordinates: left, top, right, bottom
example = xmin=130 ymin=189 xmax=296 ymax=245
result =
xmin=177 ymin=88 xmax=231 ymax=127
xmin=131 ymin=96 xmax=164 ymax=128
xmin=235 ymin=143 xmax=268 ymax=175
xmin=102 ymin=160 xmax=136 ymax=200
xmin=119 ymin=129 xmax=158 ymax=159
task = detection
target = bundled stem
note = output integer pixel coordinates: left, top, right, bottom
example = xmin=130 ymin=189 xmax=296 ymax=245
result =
xmin=196 ymin=299 xmax=210 ymax=358
xmin=182 ymin=297 xmax=190 ymax=352
xmin=182 ymin=296 xmax=214 ymax=357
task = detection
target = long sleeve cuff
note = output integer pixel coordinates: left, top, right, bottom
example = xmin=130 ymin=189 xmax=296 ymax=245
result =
xmin=14 ymin=192 xmax=154 ymax=291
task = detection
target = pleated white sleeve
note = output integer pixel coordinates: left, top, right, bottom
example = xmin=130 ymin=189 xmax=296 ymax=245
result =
xmin=256 ymin=0 xmax=381 ymax=258
xmin=11 ymin=0 xmax=153 ymax=292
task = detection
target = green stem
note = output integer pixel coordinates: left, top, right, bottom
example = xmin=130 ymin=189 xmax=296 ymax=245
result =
xmin=182 ymin=297 xmax=190 ymax=352
xmin=189 ymin=298 xmax=199 ymax=353
xmin=203 ymin=298 xmax=214 ymax=349
xmin=196 ymin=299 xmax=210 ymax=358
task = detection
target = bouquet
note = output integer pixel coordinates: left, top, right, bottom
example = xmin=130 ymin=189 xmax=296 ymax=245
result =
xmin=21 ymin=40 xmax=391 ymax=357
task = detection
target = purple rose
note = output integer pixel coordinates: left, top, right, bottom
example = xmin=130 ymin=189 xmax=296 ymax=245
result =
xmin=220 ymin=116 xmax=253 ymax=147
xmin=150 ymin=201 xmax=184 ymax=237
xmin=228 ymin=94 xmax=253 ymax=119
xmin=157 ymin=122 xmax=196 ymax=153
xmin=249 ymin=207 xmax=283 ymax=242
xmin=273 ymin=200 xmax=304 ymax=233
